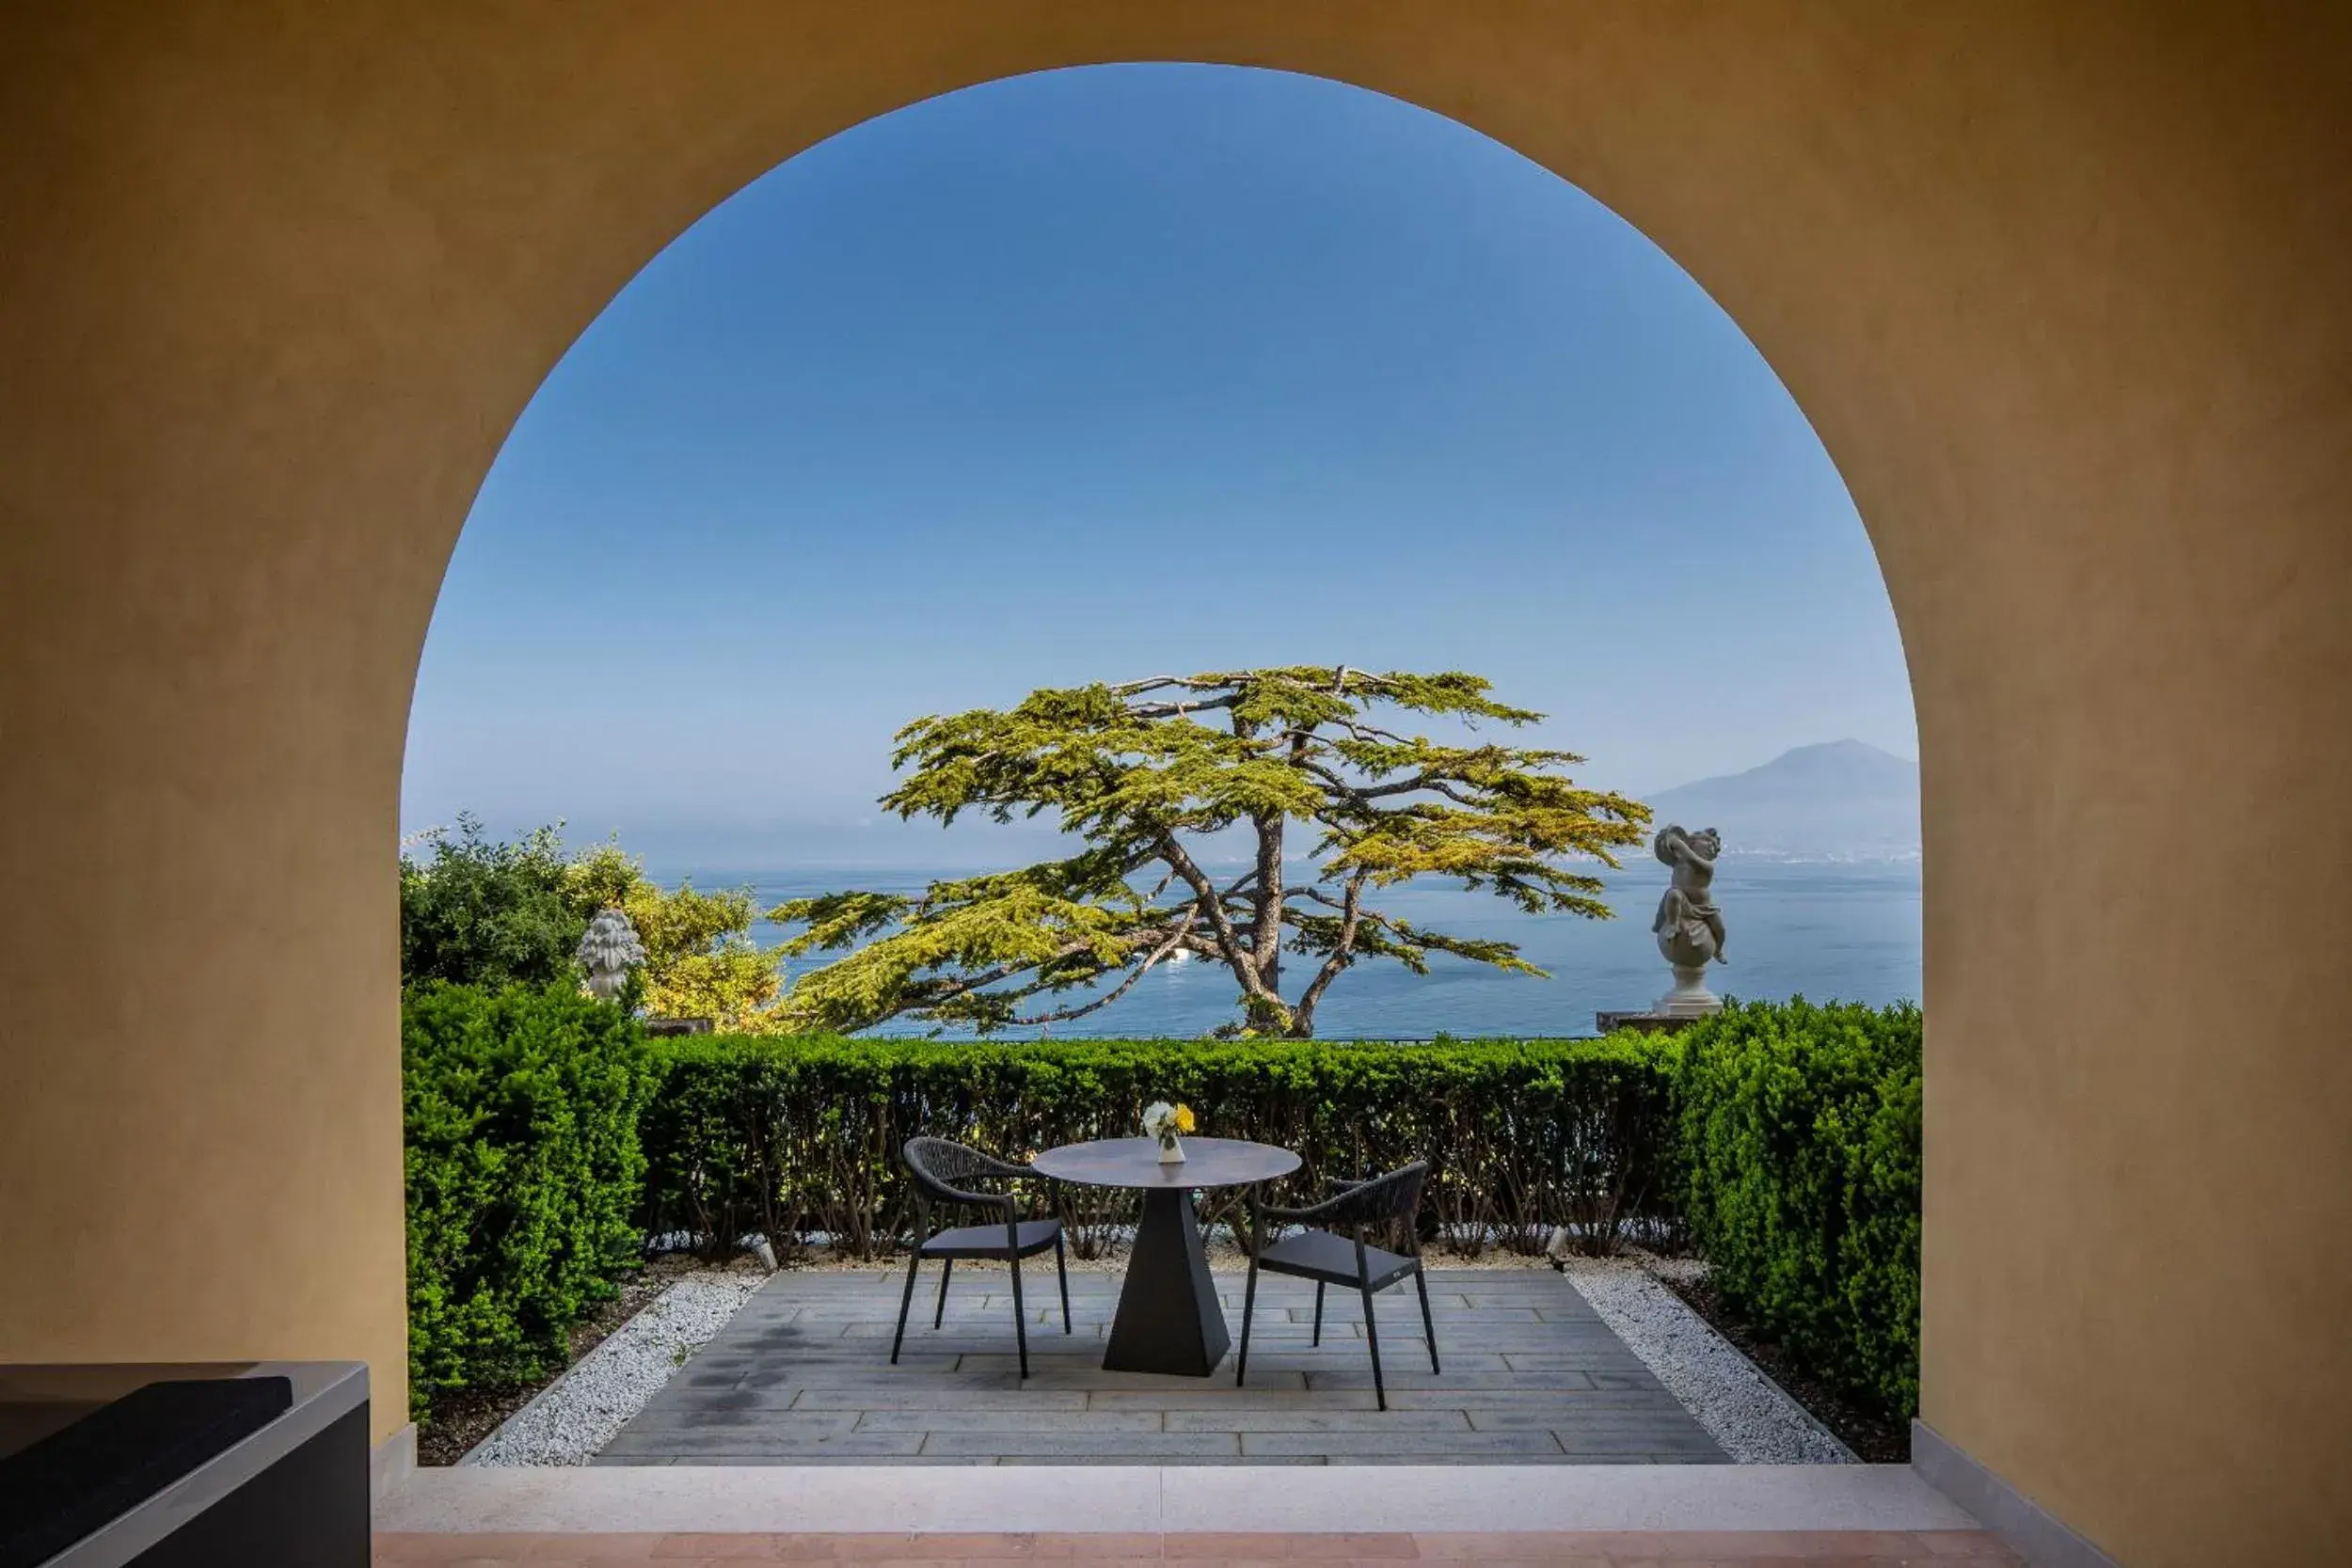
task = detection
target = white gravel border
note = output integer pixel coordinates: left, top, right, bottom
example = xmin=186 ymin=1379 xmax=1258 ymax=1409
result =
xmin=460 ymin=1272 xmax=767 ymax=1466
xmin=1553 ymin=1254 xmax=1855 ymax=1464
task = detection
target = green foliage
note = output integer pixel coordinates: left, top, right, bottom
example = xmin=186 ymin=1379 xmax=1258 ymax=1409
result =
xmin=564 ymin=843 xmax=787 ymax=1032
xmin=399 ymin=822 xmax=787 ymax=1029
xmin=635 ymin=1032 xmax=1684 ymax=1264
xmin=395 ymin=993 xmax=1924 ymax=1437
xmin=403 ymin=981 xmax=658 ymax=1419
xmin=1674 ymin=998 xmax=1923 ymax=1419
xmin=400 ymin=816 xmax=584 ymax=990
xmin=773 ymin=668 xmax=1649 ymax=1037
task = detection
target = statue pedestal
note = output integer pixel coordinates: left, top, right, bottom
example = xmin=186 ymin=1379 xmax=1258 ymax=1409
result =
xmin=1597 ymin=967 xmax=1724 ymax=1037
xmin=1656 ymin=964 xmax=1722 ymax=1017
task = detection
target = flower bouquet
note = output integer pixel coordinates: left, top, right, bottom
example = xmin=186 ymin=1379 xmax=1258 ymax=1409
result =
xmin=1141 ymin=1100 xmax=1196 ymax=1164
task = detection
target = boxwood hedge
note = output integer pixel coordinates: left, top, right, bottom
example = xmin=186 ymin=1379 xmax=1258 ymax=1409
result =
xmin=635 ymin=1033 xmax=1686 ymax=1263
xmin=400 ymin=998 xmax=1925 ymax=1429
xmin=403 ymin=981 xmax=657 ymax=1418
xmin=1674 ymin=998 xmax=1923 ymax=1418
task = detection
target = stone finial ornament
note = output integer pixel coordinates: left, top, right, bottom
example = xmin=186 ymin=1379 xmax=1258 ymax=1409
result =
xmin=578 ymin=907 xmax=646 ymax=1002
xmin=1651 ymin=824 xmax=1726 ymax=1015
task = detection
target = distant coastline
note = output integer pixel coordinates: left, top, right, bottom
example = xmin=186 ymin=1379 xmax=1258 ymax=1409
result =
xmin=649 ymin=858 xmax=1922 ymax=1040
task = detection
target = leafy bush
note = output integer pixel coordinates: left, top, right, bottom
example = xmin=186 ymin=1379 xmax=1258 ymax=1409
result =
xmin=636 ymin=1033 xmax=1683 ymax=1263
xmin=403 ymin=982 xmax=658 ymax=1418
xmin=400 ymin=821 xmax=787 ymax=1027
xmin=400 ymin=817 xmax=585 ymax=990
xmin=564 ymin=844 xmax=788 ymax=1031
xmin=1675 ymin=997 xmax=1922 ymax=1419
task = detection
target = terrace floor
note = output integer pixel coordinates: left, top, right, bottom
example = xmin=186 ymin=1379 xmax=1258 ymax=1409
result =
xmin=596 ymin=1266 xmax=1725 ymax=1465
xmin=374 ymin=1528 xmax=2021 ymax=1565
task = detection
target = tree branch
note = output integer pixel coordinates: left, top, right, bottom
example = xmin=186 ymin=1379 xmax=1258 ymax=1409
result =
xmin=1127 ymin=693 xmax=1245 ymax=719
xmin=1295 ymin=757 xmax=1427 ymax=805
xmin=1293 ymin=872 xmax=1369 ymax=1032
xmin=902 ymin=940 xmax=1100 ymax=1009
xmin=1009 ymin=911 xmax=1200 ymax=1025
xmin=1156 ymin=832 xmax=1279 ymax=1004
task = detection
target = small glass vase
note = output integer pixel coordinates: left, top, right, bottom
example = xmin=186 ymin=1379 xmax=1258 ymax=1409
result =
xmin=1157 ymin=1132 xmax=1185 ymax=1164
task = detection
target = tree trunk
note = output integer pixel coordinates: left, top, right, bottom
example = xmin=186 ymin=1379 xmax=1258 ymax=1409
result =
xmin=1251 ymin=808 xmax=1283 ymax=991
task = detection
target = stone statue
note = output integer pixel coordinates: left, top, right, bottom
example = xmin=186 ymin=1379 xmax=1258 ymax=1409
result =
xmin=577 ymin=907 xmax=646 ymax=1003
xmin=1651 ymin=824 xmax=1725 ymax=1015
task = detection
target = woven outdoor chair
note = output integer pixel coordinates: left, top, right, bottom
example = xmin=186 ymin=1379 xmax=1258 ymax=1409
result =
xmin=892 ymin=1136 xmax=1071 ymax=1378
xmin=1235 ymin=1162 xmax=1436 ymax=1409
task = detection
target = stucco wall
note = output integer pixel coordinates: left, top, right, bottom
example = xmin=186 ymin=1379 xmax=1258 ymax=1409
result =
xmin=1 ymin=4 xmax=2344 ymax=1558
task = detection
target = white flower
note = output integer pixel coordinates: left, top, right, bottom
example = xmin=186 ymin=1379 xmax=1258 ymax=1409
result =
xmin=1141 ymin=1101 xmax=1176 ymax=1138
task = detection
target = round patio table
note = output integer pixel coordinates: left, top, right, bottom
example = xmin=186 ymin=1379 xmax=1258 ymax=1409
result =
xmin=1029 ymin=1135 xmax=1300 ymax=1377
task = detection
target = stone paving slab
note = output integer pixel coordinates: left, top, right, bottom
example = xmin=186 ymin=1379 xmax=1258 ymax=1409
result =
xmin=383 ymin=1465 xmax=1985 ymax=1537
xmin=596 ymin=1267 xmax=1724 ymax=1465
xmin=378 ymin=1528 xmax=2025 ymax=1564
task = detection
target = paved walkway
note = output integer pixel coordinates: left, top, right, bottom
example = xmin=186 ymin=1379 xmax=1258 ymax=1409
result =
xmin=374 ymin=1528 xmax=2021 ymax=1565
xmin=597 ymin=1267 xmax=1724 ymax=1465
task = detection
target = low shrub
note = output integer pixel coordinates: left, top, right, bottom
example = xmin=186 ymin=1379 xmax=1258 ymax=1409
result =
xmin=1674 ymin=997 xmax=1922 ymax=1419
xmin=403 ymin=981 xmax=658 ymax=1418
xmin=399 ymin=819 xmax=585 ymax=992
xmin=636 ymin=1033 xmax=1683 ymax=1262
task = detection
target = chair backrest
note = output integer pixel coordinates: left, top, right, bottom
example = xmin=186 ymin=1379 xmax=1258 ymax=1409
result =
xmin=1324 ymin=1162 xmax=1429 ymax=1237
xmin=902 ymin=1136 xmax=1024 ymax=1209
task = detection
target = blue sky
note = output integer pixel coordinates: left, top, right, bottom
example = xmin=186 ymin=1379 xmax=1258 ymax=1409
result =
xmin=403 ymin=65 xmax=1914 ymax=870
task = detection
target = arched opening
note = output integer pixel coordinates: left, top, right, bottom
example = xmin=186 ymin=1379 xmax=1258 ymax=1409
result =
xmin=393 ymin=62 xmax=1922 ymax=1467
xmin=405 ymin=63 xmax=1920 ymax=1041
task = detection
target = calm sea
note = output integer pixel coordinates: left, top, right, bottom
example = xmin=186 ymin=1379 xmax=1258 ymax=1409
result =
xmin=657 ymin=859 xmax=1922 ymax=1039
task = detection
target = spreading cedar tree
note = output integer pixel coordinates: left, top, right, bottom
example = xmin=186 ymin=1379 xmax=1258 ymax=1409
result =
xmin=771 ymin=667 xmax=1650 ymax=1038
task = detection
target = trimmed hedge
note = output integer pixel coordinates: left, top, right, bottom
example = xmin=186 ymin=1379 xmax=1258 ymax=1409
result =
xmin=1675 ymin=998 xmax=1923 ymax=1419
xmin=403 ymin=982 xmax=658 ymax=1418
xmin=397 ymin=1000 xmax=1927 ymax=1433
xmin=636 ymin=1034 xmax=1685 ymax=1262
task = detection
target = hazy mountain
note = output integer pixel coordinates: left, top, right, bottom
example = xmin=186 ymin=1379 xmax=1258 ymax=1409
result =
xmin=1645 ymin=740 xmax=1919 ymax=860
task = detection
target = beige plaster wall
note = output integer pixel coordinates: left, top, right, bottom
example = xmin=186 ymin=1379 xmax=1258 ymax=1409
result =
xmin=1 ymin=3 xmax=2344 ymax=1557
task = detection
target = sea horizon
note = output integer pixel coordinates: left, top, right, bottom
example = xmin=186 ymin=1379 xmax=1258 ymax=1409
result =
xmin=644 ymin=856 xmax=1924 ymax=1039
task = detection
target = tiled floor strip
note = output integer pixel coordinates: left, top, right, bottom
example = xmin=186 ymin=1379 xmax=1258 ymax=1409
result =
xmin=373 ymin=1528 xmax=2022 ymax=1564
xmin=378 ymin=1463 xmax=1980 ymax=1537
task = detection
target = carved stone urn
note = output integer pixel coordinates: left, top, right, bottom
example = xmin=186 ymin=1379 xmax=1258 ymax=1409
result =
xmin=577 ymin=907 xmax=646 ymax=1003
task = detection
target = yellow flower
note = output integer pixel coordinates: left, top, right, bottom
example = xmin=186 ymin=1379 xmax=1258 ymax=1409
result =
xmin=1173 ymin=1104 xmax=1196 ymax=1133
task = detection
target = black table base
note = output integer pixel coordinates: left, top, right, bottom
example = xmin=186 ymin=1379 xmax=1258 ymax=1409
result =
xmin=1028 ymin=1137 xmax=1299 ymax=1380
xmin=1102 ymin=1189 xmax=1229 ymax=1376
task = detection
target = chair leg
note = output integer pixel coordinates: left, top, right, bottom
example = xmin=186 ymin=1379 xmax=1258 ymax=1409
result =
xmin=1054 ymin=1230 xmax=1072 ymax=1334
xmin=892 ymin=1248 xmax=923 ymax=1365
xmin=1009 ymin=1251 xmax=1030 ymax=1380
xmin=1311 ymin=1280 xmax=1326 ymax=1347
xmin=1359 ymin=1279 xmax=1387 ymax=1411
xmin=933 ymin=1257 xmax=954 ymax=1329
xmin=1235 ymin=1257 xmax=1260 ymax=1386
xmin=1414 ymin=1267 xmax=1440 ymax=1374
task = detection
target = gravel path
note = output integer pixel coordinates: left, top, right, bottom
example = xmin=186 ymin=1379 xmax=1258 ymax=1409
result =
xmin=460 ymin=1273 xmax=767 ymax=1466
xmin=1555 ymin=1255 xmax=1855 ymax=1465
